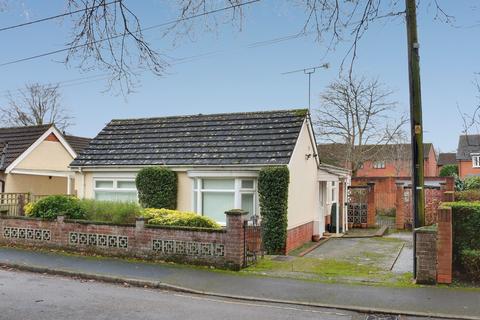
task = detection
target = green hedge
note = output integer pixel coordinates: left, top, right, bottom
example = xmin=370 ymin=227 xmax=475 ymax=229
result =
xmin=460 ymin=249 xmax=480 ymax=282
xmin=454 ymin=190 xmax=480 ymax=202
xmin=28 ymin=195 xmax=86 ymax=220
xmin=444 ymin=201 xmax=480 ymax=279
xmin=258 ymin=166 xmax=289 ymax=254
xmin=136 ymin=167 xmax=177 ymax=209
xmin=463 ymin=176 xmax=480 ymax=190
xmin=142 ymin=208 xmax=221 ymax=229
xmin=439 ymin=164 xmax=458 ymax=177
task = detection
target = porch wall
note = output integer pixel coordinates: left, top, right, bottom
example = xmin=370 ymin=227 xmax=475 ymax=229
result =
xmin=5 ymin=174 xmax=68 ymax=195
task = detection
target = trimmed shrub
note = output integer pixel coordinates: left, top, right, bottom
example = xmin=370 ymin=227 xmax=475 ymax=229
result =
xmin=29 ymin=195 xmax=86 ymax=220
xmin=439 ymin=164 xmax=458 ymax=177
xmin=463 ymin=176 xmax=480 ymax=190
xmin=444 ymin=202 xmax=480 ymax=269
xmin=258 ymin=166 xmax=289 ymax=254
xmin=136 ymin=167 xmax=177 ymax=209
xmin=80 ymin=200 xmax=142 ymax=224
xmin=454 ymin=190 xmax=480 ymax=202
xmin=460 ymin=249 xmax=480 ymax=282
xmin=142 ymin=208 xmax=221 ymax=229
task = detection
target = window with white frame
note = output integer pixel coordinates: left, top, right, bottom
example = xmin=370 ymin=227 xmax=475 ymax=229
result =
xmin=193 ymin=178 xmax=257 ymax=224
xmin=331 ymin=181 xmax=336 ymax=203
xmin=472 ymin=154 xmax=480 ymax=168
xmin=94 ymin=179 xmax=137 ymax=202
xmin=372 ymin=160 xmax=386 ymax=169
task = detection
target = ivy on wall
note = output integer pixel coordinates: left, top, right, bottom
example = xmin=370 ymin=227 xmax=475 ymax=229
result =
xmin=258 ymin=166 xmax=289 ymax=254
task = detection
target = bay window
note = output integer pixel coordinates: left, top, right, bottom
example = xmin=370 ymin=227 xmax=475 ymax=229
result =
xmin=193 ymin=178 xmax=257 ymax=224
xmin=94 ymin=179 xmax=137 ymax=202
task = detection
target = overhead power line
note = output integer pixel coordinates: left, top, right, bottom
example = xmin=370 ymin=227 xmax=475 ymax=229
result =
xmin=0 ymin=0 xmax=261 ymax=68
xmin=0 ymin=0 xmax=120 ymax=32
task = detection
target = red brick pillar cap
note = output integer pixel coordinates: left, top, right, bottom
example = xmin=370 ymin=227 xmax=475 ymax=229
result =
xmin=225 ymin=209 xmax=248 ymax=216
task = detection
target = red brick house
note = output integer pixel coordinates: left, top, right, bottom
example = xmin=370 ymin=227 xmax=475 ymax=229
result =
xmin=457 ymin=135 xmax=480 ymax=179
xmin=318 ymin=143 xmax=438 ymax=177
xmin=318 ymin=143 xmax=440 ymax=213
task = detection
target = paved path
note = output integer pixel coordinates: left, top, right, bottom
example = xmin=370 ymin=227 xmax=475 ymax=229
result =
xmin=387 ymin=232 xmax=414 ymax=273
xmin=0 ymin=247 xmax=479 ymax=319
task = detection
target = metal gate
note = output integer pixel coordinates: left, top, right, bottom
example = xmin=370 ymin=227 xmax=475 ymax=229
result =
xmin=347 ymin=186 xmax=368 ymax=227
xmin=244 ymin=215 xmax=264 ymax=266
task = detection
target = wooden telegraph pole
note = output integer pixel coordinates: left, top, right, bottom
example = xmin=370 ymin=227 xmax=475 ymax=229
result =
xmin=405 ymin=0 xmax=425 ymax=277
xmin=405 ymin=0 xmax=425 ymax=228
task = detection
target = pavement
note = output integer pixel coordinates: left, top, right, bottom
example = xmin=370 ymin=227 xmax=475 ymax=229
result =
xmin=0 ymin=246 xmax=479 ymax=319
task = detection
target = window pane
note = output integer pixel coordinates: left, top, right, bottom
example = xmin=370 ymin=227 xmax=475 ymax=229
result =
xmin=202 ymin=192 xmax=234 ymax=224
xmin=241 ymin=179 xmax=254 ymax=189
xmin=202 ymin=179 xmax=234 ymax=190
xmin=241 ymin=193 xmax=254 ymax=218
xmin=117 ymin=180 xmax=136 ymax=189
xmin=116 ymin=191 xmax=137 ymax=202
xmin=95 ymin=180 xmax=113 ymax=188
xmin=95 ymin=191 xmax=117 ymax=201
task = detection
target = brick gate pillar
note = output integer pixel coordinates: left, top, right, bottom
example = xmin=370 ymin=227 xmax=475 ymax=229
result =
xmin=395 ymin=183 xmax=405 ymax=230
xmin=367 ymin=182 xmax=375 ymax=227
xmin=437 ymin=207 xmax=453 ymax=284
xmin=224 ymin=209 xmax=248 ymax=270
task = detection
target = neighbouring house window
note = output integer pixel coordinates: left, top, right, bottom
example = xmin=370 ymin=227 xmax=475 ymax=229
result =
xmin=94 ymin=179 xmax=137 ymax=202
xmin=472 ymin=155 xmax=480 ymax=168
xmin=372 ymin=161 xmax=386 ymax=169
xmin=193 ymin=178 xmax=257 ymax=224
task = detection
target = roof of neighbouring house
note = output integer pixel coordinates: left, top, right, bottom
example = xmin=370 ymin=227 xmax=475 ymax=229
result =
xmin=0 ymin=124 xmax=91 ymax=171
xmin=317 ymin=143 xmax=434 ymax=168
xmin=437 ymin=152 xmax=457 ymax=166
xmin=64 ymin=135 xmax=91 ymax=155
xmin=70 ymin=109 xmax=309 ymax=167
xmin=457 ymin=134 xmax=480 ymax=160
xmin=0 ymin=124 xmax=52 ymax=171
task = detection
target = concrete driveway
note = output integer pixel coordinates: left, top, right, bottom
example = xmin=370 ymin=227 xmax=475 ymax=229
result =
xmin=306 ymin=232 xmax=413 ymax=273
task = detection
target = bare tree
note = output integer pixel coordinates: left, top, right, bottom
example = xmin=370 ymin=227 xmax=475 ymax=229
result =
xmin=0 ymin=83 xmax=73 ymax=130
xmin=1 ymin=0 xmax=453 ymax=93
xmin=315 ymin=75 xmax=407 ymax=174
xmin=385 ymin=131 xmax=411 ymax=176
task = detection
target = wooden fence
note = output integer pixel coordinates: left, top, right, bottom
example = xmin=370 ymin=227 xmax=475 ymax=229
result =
xmin=0 ymin=193 xmax=62 ymax=216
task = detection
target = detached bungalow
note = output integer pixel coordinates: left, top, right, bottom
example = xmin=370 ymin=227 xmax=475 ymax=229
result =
xmin=0 ymin=124 xmax=90 ymax=195
xmin=71 ymin=109 xmax=350 ymax=252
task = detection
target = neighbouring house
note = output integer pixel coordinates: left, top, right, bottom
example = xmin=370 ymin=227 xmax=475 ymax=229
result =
xmin=317 ymin=143 xmax=438 ymax=177
xmin=437 ymin=152 xmax=457 ymax=175
xmin=70 ymin=109 xmax=350 ymax=253
xmin=457 ymin=134 xmax=480 ymax=179
xmin=0 ymin=124 xmax=90 ymax=195
xmin=318 ymin=142 xmax=442 ymax=214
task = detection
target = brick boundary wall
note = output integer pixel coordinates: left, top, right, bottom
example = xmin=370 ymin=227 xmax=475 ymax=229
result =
xmin=285 ymin=221 xmax=313 ymax=254
xmin=437 ymin=207 xmax=453 ymax=284
xmin=415 ymin=227 xmax=438 ymax=284
xmin=0 ymin=210 xmax=248 ymax=270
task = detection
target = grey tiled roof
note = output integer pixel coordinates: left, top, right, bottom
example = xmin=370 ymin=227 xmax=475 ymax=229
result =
xmin=0 ymin=124 xmax=52 ymax=171
xmin=318 ymin=143 xmax=433 ymax=168
xmin=71 ymin=109 xmax=308 ymax=167
xmin=64 ymin=135 xmax=91 ymax=155
xmin=437 ymin=153 xmax=456 ymax=166
xmin=457 ymin=135 xmax=480 ymax=160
